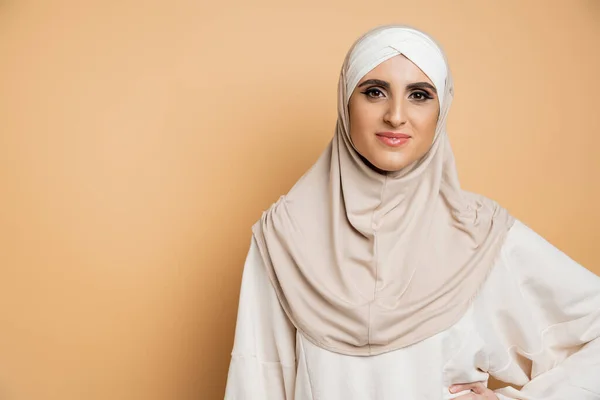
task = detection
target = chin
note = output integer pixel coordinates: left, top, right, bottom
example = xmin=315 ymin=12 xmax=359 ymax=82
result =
xmin=372 ymin=155 xmax=412 ymax=173
xmin=357 ymin=147 xmax=415 ymax=173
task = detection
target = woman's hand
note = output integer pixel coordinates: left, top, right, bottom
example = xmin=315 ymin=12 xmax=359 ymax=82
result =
xmin=449 ymin=382 xmax=499 ymax=399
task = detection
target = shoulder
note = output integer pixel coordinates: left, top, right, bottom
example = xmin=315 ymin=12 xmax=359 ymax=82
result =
xmin=499 ymin=219 xmax=600 ymax=308
xmin=502 ymin=220 xmax=558 ymax=258
xmin=501 ymin=220 xmax=585 ymax=273
xmin=251 ymin=174 xmax=329 ymax=235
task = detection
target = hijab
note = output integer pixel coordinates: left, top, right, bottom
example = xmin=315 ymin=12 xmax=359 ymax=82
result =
xmin=252 ymin=25 xmax=514 ymax=356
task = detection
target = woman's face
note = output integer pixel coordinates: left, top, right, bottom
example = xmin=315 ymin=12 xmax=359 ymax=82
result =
xmin=348 ymin=55 xmax=440 ymax=173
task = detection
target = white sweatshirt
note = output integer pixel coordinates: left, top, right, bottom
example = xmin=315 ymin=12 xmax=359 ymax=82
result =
xmin=225 ymin=220 xmax=600 ymax=399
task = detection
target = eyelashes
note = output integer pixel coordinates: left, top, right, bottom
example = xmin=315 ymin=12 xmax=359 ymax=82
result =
xmin=360 ymin=87 xmax=434 ymax=102
xmin=409 ymin=91 xmax=434 ymax=101
xmin=361 ymin=88 xmax=385 ymax=98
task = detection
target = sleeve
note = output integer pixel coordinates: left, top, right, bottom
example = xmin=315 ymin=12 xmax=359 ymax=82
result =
xmin=224 ymin=236 xmax=297 ymax=400
xmin=490 ymin=222 xmax=600 ymax=400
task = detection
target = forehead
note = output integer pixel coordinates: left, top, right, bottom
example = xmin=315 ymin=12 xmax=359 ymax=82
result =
xmin=360 ymin=55 xmax=434 ymax=85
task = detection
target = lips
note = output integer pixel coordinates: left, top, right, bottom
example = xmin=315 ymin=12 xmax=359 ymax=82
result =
xmin=375 ymin=132 xmax=411 ymax=147
xmin=376 ymin=132 xmax=411 ymax=139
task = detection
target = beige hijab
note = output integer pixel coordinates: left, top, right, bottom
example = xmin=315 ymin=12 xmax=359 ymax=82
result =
xmin=252 ymin=25 xmax=514 ymax=356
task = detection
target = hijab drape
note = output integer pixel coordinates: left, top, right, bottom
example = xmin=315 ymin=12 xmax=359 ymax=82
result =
xmin=252 ymin=25 xmax=514 ymax=356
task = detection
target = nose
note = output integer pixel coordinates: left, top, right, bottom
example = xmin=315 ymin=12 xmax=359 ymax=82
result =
xmin=383 ymin=98 xmax=407 ymax=128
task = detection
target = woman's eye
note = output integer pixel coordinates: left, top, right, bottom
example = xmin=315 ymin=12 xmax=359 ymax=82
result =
xmin=362 ymin=88 xmax=384 ymax=98
xmin=409 ymin=91 xmax=431 ymax=101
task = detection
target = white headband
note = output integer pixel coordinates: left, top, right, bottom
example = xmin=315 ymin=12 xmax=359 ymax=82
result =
xmin=345 ymin=27 xmax=448 ymax=106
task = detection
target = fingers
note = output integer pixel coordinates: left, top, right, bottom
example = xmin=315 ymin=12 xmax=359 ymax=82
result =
xmin=450 ymin=381 xmax=499 ymax=400
xmin=450 ymin=381 xmax=486 ymax=395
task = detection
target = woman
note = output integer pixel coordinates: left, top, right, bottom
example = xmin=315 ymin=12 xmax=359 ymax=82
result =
xmin=224 ymin=25 xmax=600 ymax=399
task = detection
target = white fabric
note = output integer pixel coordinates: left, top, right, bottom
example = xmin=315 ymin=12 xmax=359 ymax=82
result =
xmin=345 ymin=27 xmax=447 ymax=105
xmin=225 ymin=220 xmax=600 ymax=399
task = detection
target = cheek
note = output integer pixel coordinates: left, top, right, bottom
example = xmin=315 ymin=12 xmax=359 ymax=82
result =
xmin=349 ymin=106 xmax=366 ymax=142
xmin=349 ymin=104 xmax=380 ymax=141
xmin=413 ymin=107 xmax=439 ymax=140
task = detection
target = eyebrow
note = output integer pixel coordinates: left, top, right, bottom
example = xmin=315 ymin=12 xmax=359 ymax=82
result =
xmin=407 ymin=82 xmax=437 ymax=94
xmin=357 ymin=79 xmax=437 ymax=94
xmin=358 ymin=79 xmax=390 ymax=89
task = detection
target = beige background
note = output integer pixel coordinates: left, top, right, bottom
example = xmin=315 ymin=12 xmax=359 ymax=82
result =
xmin=1 ymin=1 xmax=599 ymax=399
